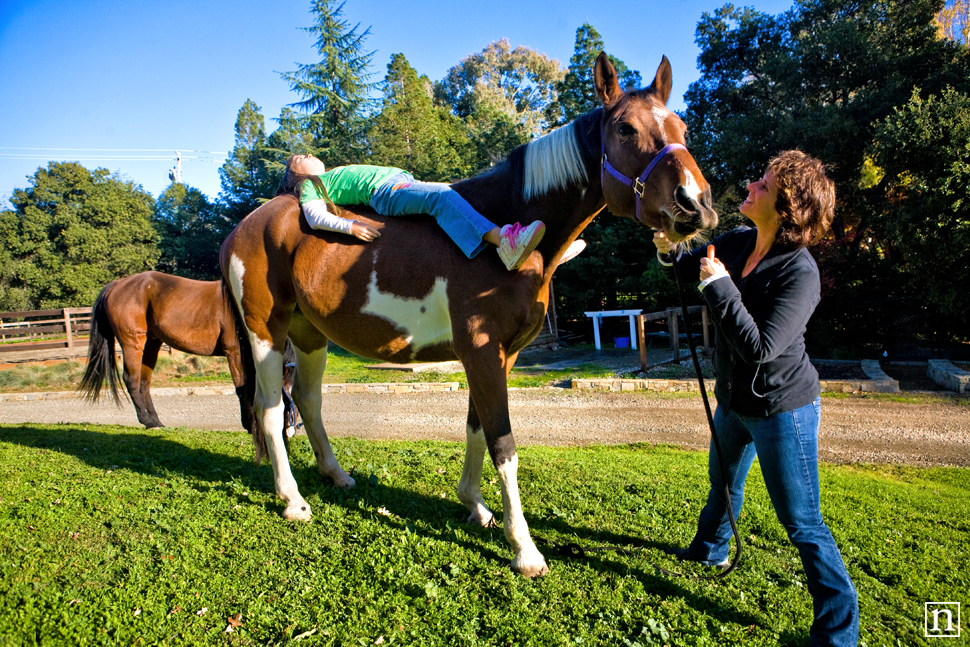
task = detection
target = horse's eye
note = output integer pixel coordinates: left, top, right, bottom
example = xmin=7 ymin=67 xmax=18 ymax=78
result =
xmin=617 ymin=123 xmax=637 ymax=137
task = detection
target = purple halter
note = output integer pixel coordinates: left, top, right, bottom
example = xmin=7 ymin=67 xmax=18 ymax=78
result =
xmin=600 ymin=125 xmax=686 ymax=223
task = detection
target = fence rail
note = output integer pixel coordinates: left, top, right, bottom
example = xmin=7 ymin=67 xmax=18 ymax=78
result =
xmin=0 ymin=307 xmax=92 ymax=355
xmin=635 ymin=306 xmax=710 ymax=372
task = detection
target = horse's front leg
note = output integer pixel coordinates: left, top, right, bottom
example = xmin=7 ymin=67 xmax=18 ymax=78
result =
xmin=463 ymin=350 xmax=549 ymax=578
xmin=251 ymin=338 xmax=312 ymax=520
xmin=458 ymin=398 xmax=494 ymax=527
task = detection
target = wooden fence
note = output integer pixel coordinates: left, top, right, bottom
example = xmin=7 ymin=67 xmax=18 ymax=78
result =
xmin=0 ymin=307 xmax=92 ymax=356
xmin=635 ymin=306 xmax=709 ymax=372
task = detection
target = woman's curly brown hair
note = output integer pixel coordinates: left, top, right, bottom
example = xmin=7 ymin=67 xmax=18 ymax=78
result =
xmin=767 ymin=150 xmax=835 ymax=249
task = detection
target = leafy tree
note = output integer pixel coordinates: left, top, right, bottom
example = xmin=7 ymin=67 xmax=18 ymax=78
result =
xmin=545 ymin=23 xmax=642 ymax=127
xmin=0 ymin=162 xmax=158 ymax=309
xmin=936 ymin=0 xmax=969 ymax=43
xmin=435 ymin=39 xmax=563 ymax=168
xmin=368 ymin=54 xmax=473 ymax=181
xmin=280 ymin=0 xmax=376 ymax=166
xmin=218 ymin=99 xmax=276 ymax=223
xmin=868 ymin=86 xmax=970 ymax=333
xmin=682 ymin=0 xmax=970 ymax=355
xmin=154 ymin=182 xmax=229 ymax=280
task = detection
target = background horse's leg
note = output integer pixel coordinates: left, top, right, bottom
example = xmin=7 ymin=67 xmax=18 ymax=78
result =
xmin=250 ymin=336 xmax=312 ymax=520
xmin=458 ymin=397 xmax=495 ymax=527
xmin=119 ymin=334 xmax=162 ymax=429
xmin=463 ymin=350 xmax=549 ymax=578
xmin=288 ymin=336 xmax=355 ymax=489
xmin=138 ymin=337 xmax=164 ymax=428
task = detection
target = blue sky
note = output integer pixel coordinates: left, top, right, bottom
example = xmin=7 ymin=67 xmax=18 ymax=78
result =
xmin=0 ymin=0 xmax=794 ymax=207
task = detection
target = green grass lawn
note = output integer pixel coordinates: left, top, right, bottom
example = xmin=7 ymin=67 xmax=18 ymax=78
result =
xmin=1 ymin=424 xmax=966 ymax=646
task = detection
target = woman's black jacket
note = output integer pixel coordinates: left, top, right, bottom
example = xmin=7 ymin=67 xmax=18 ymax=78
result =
xmin=665 ymin=226 xmax=821 ymax=417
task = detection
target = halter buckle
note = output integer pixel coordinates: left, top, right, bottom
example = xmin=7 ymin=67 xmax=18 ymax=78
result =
xmin=633 ymin=177 xmax=645 ymax=198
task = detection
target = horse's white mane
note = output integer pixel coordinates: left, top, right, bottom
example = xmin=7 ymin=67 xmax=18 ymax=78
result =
xmin=522 ymin=121 xmax=588 ymax=201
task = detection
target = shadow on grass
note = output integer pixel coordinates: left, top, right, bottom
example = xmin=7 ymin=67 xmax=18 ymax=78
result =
xmin=1 ymin=423 xmax=760 ymax=628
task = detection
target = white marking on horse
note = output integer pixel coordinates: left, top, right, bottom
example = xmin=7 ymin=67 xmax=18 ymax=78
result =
xmin=496 ymin=453 xmax=549 ymax=577
xmin=681 ymin=166 xmax=703 ymax=203
xmin=458 ymin=424 xmax=493 ymax=527
xmin=361 ymin=270 xmax=453 ymax=359
xmin=652 ymin=107 xmax=671 ymax=144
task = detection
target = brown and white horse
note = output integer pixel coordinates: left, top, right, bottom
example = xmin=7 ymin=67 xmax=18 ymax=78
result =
xmin=220 ymin=53 xmax=717 ymax=576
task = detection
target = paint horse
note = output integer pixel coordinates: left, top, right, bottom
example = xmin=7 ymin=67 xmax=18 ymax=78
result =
xmin=78 ymin=271 xmax=297 ymax=443
xmin=220 ymin=53 xmax=717 ymax=577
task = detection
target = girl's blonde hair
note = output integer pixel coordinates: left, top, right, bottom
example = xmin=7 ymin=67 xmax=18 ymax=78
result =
xmin=276 ymin=155 xmax=339 ymax=214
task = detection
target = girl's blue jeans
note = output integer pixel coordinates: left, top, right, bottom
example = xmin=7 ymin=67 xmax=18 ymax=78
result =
xmin=687 ymin=398 xmax=859 ymax=647
xmin=369 ymin=173 xmax=495 ymax=259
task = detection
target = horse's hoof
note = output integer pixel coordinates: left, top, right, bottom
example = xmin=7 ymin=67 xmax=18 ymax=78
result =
xmin=282 ymin=503 xmax=312 ymax=521
xmin=333 ymin=474 xmax=356 ymax=489
xmin=512 ymin=551 xmax=550 ymax=578
xmin=466 ymin=511 xmax=495 ymax=528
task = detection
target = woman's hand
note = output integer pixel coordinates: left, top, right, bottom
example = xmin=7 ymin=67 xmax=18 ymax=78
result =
xmin=699 ymin=244 xmax=727 ymax=281
xmin=350 ymin=221 xmax=381 ymax=242
xmin=652 ymin=230 xmax=678 ymax=255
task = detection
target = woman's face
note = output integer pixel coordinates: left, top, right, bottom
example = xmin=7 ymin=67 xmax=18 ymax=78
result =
xmin=740 ymin=170 xmax=780 ymax=228
xmin=289 ymin=154 xmax=326 ymax=176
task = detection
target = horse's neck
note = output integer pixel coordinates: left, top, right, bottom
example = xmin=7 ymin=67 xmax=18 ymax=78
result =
xmin=454 ymin=137 xmax=605 ymax=277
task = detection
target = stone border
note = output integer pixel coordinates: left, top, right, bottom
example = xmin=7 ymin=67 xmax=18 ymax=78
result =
xmin=572 ymin=360 xmax=902 ymax=394
xmin=928 ymin=360 xmax=970 ymax=394
xmin=0 ymin=382 xmax=461 ymax=402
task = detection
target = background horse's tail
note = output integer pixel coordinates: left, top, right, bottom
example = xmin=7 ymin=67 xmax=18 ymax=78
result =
xmin=77 ymin=281 xmax=124 ymax=404
xmin=220 ymin=278 xmax=268 ymax=464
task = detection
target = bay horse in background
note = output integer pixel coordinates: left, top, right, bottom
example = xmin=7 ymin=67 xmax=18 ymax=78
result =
xmin=78 ymin=271 xmax=297 ymax=438
xmin=220 ymin=53 xmax=718 ymax=577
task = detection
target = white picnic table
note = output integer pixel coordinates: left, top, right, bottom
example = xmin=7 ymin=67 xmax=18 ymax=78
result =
xmin=584 ymin=309 xmax=642 ymax=350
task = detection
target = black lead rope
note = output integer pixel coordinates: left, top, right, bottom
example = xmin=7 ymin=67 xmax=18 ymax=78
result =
xmin=533 ymin=248 xmax=743 ymax=581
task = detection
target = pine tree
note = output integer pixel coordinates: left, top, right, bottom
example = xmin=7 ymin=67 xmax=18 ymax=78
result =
xmin=281 ymin=0 xmax=376 ymax=166
xmin=368 ymin=54 xmax=472 ymax=181
xmin=546 ymin=24 xmax=641 ymax=127
xmin=218 ymin=99 xmax=275 ymax=223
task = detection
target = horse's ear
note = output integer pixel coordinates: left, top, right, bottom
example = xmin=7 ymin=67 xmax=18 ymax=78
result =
xmin=594 ymin=51 xmax=622 ymax=106
xmin=646 ymin=55 xmax=673 ymax=106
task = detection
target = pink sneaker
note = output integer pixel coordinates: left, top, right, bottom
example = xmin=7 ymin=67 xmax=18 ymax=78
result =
xmin=497 ymin=221 xmax=546 ymax=270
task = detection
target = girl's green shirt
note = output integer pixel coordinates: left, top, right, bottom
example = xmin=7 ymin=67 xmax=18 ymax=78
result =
xmin=299 ymin=165 xmax=408 ymax=206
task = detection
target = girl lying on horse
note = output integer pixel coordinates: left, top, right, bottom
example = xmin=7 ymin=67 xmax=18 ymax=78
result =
xmin=277 ymin=154 xmax=546 ymax=271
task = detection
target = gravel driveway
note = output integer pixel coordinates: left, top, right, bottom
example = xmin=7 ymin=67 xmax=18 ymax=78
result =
xmin=2 ymin=388 xmax=967 ymax=467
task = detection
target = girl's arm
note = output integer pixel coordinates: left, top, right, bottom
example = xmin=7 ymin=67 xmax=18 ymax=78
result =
xmin=303 ymin=200 xmax=380 ymax=241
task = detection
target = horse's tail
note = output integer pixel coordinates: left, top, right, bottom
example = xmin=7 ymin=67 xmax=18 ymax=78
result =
xmin=77 ymin=281 xmax=124 ymax=405
xmin=221 ymin=278 xmax=268 ymax=464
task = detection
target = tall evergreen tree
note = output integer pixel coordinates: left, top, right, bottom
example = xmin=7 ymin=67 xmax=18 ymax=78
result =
xmin=545 ymin=24 xmax=641 ymax=127
xmin=280 ymin=0 xmax=376 ymax=166
xmin=218 ymin=99 xmax=275 ymax=223
xmin=0 ymin=162 xmax=158 ymax=309
xmin=368 ymin=54 xmax=472 ymax=181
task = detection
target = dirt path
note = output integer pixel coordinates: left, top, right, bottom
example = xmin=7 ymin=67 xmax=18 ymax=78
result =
xmin=2 ymin=389 xmax=967 ymax=467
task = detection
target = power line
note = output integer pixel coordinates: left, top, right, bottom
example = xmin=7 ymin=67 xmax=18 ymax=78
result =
xmin=0 ymin=154 xmax=225 ymax=162
xmin=0 ymin=147 xmax=227 ymax=154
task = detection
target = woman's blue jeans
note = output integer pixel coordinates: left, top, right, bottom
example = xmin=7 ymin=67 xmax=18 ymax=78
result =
xmin=369 ymin=173 xmax=495 ymax=259
xmin=687 ymin=399 xmax=859 ymax=647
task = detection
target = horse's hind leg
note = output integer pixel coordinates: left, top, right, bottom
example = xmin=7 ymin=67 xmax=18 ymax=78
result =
xmin=119 ymin=335 xmax=163 ymax=429
xmin=138 ymin=337 xmax=165 ymax=428
xmin=287 ymin=332 xmax=354 ymax=488
xmin=458 ymin=398 xmax=495 ymax=527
